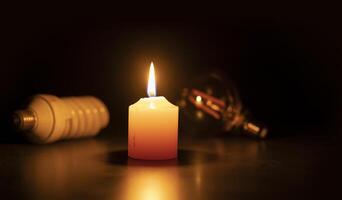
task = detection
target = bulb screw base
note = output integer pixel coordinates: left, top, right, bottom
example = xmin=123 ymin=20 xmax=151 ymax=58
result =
xmin=242 ymin=121 xmax=268 ymax=139
xmin=13 ymin=110 xmax=36 ymax=131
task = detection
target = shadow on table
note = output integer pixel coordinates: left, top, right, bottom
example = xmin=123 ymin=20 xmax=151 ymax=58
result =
xmin=106 ymin=149 xmax=220 ymax=167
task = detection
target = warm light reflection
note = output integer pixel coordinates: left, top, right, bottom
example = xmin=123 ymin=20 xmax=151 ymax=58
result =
xmin=120 ymin=166 xmax=179 ymax=200
xmin=195 ymin=164 xmax=202 ymax=191
xmin=147 ymin=62 xmax=156 ymax=97
xmin=195 ymin=96 xmax=202 ymax=104
xmin=20 ymin=140 xmax=108 ymax=199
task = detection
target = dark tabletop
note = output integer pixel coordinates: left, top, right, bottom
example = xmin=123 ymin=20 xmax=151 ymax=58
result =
xmin=0 ymin=132 xmax=340 ymax=200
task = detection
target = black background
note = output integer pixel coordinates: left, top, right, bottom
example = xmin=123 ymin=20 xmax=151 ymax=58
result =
xmin=1 ymin=1 xmax=341 ymax=141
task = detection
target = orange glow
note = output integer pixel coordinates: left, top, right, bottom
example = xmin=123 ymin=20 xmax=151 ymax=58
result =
xmin=195 ymin=96 xmax=202 ymax=104
xmin=128 ymin=97 xmax=178 ymax=160
xmin=129 ymin=61 xmax=178 ymax=160
xmin=119 ymin=167 xmax=180 ymax=200
xmin=147 ymin=62 xmax=156 ymax=97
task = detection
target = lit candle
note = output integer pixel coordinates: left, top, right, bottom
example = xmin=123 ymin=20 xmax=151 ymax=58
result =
xmin=128 ymin=62 xmax=179 ymax=160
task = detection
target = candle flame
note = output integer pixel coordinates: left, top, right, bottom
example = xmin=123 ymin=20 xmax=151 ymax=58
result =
xmin=147 ymin=62 xmax=156 ymax=97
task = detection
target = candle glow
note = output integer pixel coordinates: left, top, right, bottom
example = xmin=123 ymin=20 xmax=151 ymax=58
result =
xmin=128 ymin=62 xmax=179 ymax=160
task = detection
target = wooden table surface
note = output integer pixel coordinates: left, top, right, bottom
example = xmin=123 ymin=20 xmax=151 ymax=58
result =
xmin=0 ymin=131 xmax=339 ymax=200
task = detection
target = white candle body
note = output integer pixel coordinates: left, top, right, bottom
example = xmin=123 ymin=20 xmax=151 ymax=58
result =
xmin=128 ymin=96 xmax=178 ymax=160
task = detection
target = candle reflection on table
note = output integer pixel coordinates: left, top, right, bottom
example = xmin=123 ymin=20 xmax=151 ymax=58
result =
xmin=10 ymin=135 xmax=267 ymax=200
xmin=117 ymin=163 xmax=180 ymax=200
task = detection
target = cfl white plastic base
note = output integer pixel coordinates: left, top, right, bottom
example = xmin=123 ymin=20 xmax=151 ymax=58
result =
xmin=15 ymin=94 xmax=110 ymax=144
